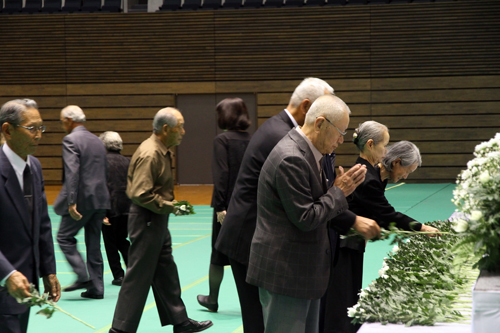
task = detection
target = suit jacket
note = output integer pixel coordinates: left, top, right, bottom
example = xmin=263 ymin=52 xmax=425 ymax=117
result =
xmin=246 ymin=129 xmax=348 ymax=300
xmin=343 ymin=156 xmax=422 ymax=251
xmin=215 ymin=110 xmax=295 ymax=265
xmin=0 ymin=148 xmax=56 ymax=314
xmin=53 ymin=126 xmax=110 ymax=215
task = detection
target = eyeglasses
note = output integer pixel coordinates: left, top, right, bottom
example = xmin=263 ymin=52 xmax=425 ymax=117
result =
xmin=15 ymin=124 xmax=46 ymax=134
xmin=319 ymin=116 xmax=347 ymax=136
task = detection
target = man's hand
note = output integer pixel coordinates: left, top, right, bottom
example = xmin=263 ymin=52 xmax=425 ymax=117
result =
xmin=334 ymin=164 xmax=367 ymax=197
xmin=216 ymin=211 xmax=226 ymax=224
xmin=68 ymin=204 xmax=82 ymax=221
xmin=103 ymin=217 xmax=111 ymax=226
xmin=420 ymin=224 xmax=440 ymax=237
xmin=6 ymin=271 xmax=31 ymax=301
xmin=42 ymin=274 xmax=61 ymax=302
xmin=352 ymin=216 xmax=381 ymax=240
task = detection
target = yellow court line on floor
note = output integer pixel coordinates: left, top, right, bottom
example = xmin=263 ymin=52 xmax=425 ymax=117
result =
xmin=385 ymin=182 xmax=405 ymax=191
xmin=232 ymin=325 xmax=244 ymax=333
xmin=94 ymin=234 xmax=212 ymax=333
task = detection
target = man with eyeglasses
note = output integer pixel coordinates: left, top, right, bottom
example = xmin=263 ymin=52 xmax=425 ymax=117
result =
xmin=246 ymin=95 xmax=380 ymax=333
xmin=54 ymin=105 xmax=110 ymax=300
xmin=0 ymin=99 xmax=61 ymax=333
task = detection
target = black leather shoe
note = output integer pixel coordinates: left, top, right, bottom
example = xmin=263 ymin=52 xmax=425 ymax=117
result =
xmin=174 ymin=318 xmax=213 ymax=333
xmin=63 ymin=280 xmax=92 ymax=292
xmin=81 ymin=291 xmax=104 ymax=299
xmin=109 ymin=328 xmax=128 ymax=333
xmin=197 ymin=295 xmax=218 ymax=312
xmin=112 ymin=277 xmax=123 ymax=286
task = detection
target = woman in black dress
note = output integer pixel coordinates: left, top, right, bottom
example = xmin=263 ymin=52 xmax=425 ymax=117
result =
xmin=197 ymin=98 xmax=251 ymax=312
xmin=323 ymin=122 xmax=439 ymax=333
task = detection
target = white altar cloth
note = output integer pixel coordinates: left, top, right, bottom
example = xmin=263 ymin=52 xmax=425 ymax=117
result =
xmin=358 ymin=322 xmax=470 ymax=333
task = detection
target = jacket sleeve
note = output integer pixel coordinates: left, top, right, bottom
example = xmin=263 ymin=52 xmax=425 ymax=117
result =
xmin=211 ymin=136 xmax=229 ymax=212
xmin=61 ymin=136 xmax=80 ymax=206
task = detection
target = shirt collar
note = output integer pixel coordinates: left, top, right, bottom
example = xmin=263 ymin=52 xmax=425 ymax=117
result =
xmin=150 ymin=134 xmax=169 ymax=156
xmin=295 ymin=127 xmax=323 ymax=172
xmin=284 ymin=109 xmax=299 ymax=128
xmin=2 ymin=143 xmax=30 ymax=173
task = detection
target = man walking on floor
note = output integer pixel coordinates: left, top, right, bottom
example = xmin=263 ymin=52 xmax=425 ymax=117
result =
xmin=109 ymin=107 xmax=213 ymax=333
xmin=54 ymin=105 xmax=110 ymax=299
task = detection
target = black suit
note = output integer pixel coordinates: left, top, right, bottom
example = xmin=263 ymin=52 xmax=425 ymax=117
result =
xmin=215 ymin=110 xmax=294 ymax=332
xmin=322 ymin=157 xmax=421 ymax=333
xmin=0 ymin=147 xmax=56 ymax=333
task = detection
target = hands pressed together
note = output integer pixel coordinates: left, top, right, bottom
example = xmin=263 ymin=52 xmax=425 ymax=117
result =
xmin=334 ymin=164 xmax=367 ymax=197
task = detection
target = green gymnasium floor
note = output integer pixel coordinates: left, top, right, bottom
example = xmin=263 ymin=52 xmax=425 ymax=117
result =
xmin=29 ymin=183 xmax=457 ymax=333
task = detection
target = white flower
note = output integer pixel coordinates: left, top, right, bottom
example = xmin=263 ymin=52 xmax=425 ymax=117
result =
xmin=392 ymin=245 xmax=399 ymax=253
xmin=452 ymin=218 xmax=469 ymax=233
xmin=470 ymin=210 xmax=483 ymax=221
xmin=479 ymin=172 xmax=490 ymax=184
xmin=347 ymin=304 xmax=359 ymax=317
xmin=180 ymin=205 xmax=187 ymax=211
xmin=353 ymin=132 xmax=358 ymax=139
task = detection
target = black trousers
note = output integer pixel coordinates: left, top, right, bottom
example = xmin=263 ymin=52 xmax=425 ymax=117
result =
xmin=321 ymin=247 xmax=363 ymax=333
xmin=229 ymin=258 xmax=265 ymax=333
xmin=0 ymin=308 xmax=30 ymax=333
xmin=102 ymin=214 xmax=130 ymax=280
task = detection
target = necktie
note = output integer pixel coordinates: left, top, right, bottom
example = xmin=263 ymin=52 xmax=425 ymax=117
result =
xmin=23 ymin=164 xmax=33 ymax=226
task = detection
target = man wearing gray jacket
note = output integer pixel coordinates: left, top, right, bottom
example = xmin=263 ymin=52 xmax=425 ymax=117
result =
xmin=54 ymin=105 xmax=110 ymax=299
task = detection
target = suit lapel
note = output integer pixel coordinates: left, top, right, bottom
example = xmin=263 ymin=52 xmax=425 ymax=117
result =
xmin=0 ymin=149 xmax=33 ymax=237
xmin=287 ymin=130 xmax=323 ymax=187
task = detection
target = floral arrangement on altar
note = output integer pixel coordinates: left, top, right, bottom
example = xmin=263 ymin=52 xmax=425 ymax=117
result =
xmin=452 ymin=133 xmax=500 ymax=272
xmin=347 ymin=221 xmax=476 ymax=326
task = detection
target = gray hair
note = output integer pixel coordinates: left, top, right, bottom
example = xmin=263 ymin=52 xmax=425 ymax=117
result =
xmin=382 ymin=140 xmax=422 ymax=172
xmin=304 ymin=95 xmax=350 ymax=126
xmin=61 ymin=105 xmax=86 ymax=122
xmin=0 ymin=99 xmax=38 ymax=127
xmin=353 ymin=121 xmax=389 ymax=152
xmin=153 ymin=107 xmax=179 ymax=134
xmin=289 ymin=78 xmax=334 ymax=108
xmin=99 ymin=131 xmax=123 ymax=152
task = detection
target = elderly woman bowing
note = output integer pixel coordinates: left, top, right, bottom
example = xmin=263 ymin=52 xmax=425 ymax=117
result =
xmin=322 ymin=122 xmax=439 ymax=333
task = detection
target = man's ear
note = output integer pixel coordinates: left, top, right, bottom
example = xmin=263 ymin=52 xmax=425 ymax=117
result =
xmin=314 ymin=117 xmax=324 ymax=132
xmin=300 ymin=99 xmax=311 ymax=115
xmin=1 ymin=123 xmax=13 ymax=140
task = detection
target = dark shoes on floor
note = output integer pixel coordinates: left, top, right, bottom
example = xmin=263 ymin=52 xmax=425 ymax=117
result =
xmin=112 ymin=277 xmax=123 ymax=286
xmin=109 ymin=328 xmax=128 ymax=333
xmin=63 ymin=280 xmax=92 ymax=292
xmin=174 ymin=318 xmax=213 ymax=333
xmin=81 ymin=291 xmax=103 ymax=299
xmin=197 ymin=295 xmax=218 ymax=312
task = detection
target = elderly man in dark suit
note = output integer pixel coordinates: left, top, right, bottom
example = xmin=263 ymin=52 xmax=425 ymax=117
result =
xmin=0 ymin=99 xmax=61 ymax=333
xmin=246 ymin=95 xmax=380 ymax=333
xmin=215 ymin=77 xmax=335 ymax=332
xmin=54 ymin=105 xmax=110 ymax=299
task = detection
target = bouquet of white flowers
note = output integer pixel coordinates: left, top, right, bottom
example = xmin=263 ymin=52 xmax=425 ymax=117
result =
xmin=452 ymin=133 xmax=500 ymax=272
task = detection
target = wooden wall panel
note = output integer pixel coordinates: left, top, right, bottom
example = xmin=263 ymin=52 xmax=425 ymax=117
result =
xmin=0 ymin=0 xmax=498 ymax=183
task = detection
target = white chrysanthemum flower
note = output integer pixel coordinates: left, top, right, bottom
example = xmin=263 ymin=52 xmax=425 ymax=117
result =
xmin=479 ymin=172 xmax=490 ymax=184
xmin=470 ymin=211 xmax=483 ymax=221
xmin=392 ymin=245 xmax=399 ymax=253
xmin=347 ymin=306 xmax=357 ymax=318
xmin=452 ymin=218 xmax=469 ymax=233
xmin=180 ymin=205 xmax=186 ymax=211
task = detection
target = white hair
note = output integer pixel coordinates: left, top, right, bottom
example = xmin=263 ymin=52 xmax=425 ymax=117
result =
xmin=353 ymin=121 xmax=389 ymax=152
xmin=61 ymin=105 xmax=86 ymax=122
xmin=382 ymin=141 xmax=422 ymax=172
xmin=0 ymin=99 xmax=38 ymax=126
xmin=153 ymin=107 xmax=179 ymax=134
xmin=304 ymin=95 xmax=350 ymax=126
xmin=99 ymin=131 xmax=123 ymax=151
xmin=289 ymin=77 xmax=334 ymax=108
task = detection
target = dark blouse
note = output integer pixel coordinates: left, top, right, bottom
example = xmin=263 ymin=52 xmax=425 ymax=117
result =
xmin=106 ymin=151 xmax=131 ymax=218
xmin=342 ymin=157 xmax=422 ymax=251
xmin=348 ymin=156 xmax=422 ymax=231
xmin=211 ymin=131 xmax=251 ymax=212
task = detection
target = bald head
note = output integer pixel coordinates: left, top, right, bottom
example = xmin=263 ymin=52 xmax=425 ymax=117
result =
xmin=304 ymin=95 xmax=350 ymax=127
